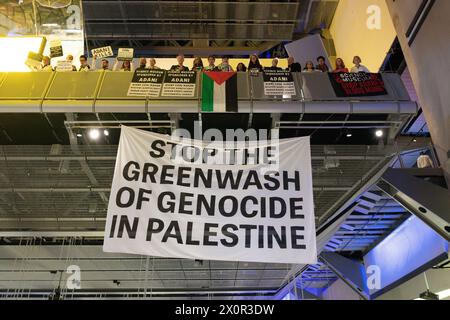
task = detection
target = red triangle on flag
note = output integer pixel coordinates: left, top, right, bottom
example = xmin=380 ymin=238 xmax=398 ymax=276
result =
xmin=204 ymin=71 xmax=237 ymax=85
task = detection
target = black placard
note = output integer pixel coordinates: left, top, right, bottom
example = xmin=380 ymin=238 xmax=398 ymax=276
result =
xmin=328 ymin=72 xmax=388 ymax=97
xmin=161 ymin=71 xmax=197 ymax=97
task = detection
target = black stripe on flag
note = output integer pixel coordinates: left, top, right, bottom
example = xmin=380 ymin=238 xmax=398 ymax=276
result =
xmin=225 ymin=73 xmax=238 ymax=112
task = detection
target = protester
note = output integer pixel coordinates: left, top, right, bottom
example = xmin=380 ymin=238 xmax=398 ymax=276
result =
xmin=91 ymin=56 xmax=110 ymax=71
xmin=148 ymin=58 xmax=160 ymax=70
xmin=78 ymin=55 xmax=91 ymax=71
xmin=351 ymin=56 xmax=370 ymax=73
xmin=302 ymin=61 xmax=318 ymax=73
xmin=264 ymin=58 xmax=282 ymax=71
xmin=333 ymin=58 xmax=349 ymax=73
xmin=100 ymin=59 xmax=110 ymax=70
xmin=113 ymin=59 xmax=133 ymax=72
xmin=39 ymin=56 xmax=53 ymax=71
xmin=316 ymin=56 xmax=329 ymax=72
xmin=218 ymin=57 xmax=234 ymax=72
xmin=204 ymin=55 xmax=218 ymax=71
xmin=65 ymin=54 xmax=77 ymax=71
xmin=248 ymin=54 xmax=263 ymax=72
xmin=192 ymin=56 xmax=204 ymax=71
xmin=170 ymin=54 xmax=189 ymax=71
xmin=417 ymin=152 xmax=434 ymax=168
xmin=236 ymin=62 xmax=247 ymax=72
xmin=136 ymin=58 xmax=148 ymax=71
xmin=286 ymin=56 xmax=302 ymax=72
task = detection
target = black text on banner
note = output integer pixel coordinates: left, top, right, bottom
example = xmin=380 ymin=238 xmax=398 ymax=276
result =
xmin=263 ymin=70 xmax=296 ymax=97
xmin=161 ymin=71 xmax=197 ymax=98
xmin=103 ymin=126 xmax=317 ymax=264
xmin=127 ymin=69 xmax=165 ymax=97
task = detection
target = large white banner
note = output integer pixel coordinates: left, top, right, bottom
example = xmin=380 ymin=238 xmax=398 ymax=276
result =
xmin=103 ymin=126 xmax=317 ymax=264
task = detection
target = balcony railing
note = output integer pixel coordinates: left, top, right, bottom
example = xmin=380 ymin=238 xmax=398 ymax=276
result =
xmin=0 ymin=71 xmax=417 ymax=114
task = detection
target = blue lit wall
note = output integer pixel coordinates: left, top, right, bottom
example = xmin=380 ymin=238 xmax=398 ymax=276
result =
xmin=364 ymin=215 xmax=449 ymax=297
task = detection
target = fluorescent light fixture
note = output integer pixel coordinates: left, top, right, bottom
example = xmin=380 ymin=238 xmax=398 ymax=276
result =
xmin=375 ymin=130 xmax=383 ymax=138
xmin=88 ymin=129 xmax=100 ymax=140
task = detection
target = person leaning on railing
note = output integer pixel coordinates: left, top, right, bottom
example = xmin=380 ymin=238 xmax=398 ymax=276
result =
xmin=148 ymin=58 xmax=160 ymax=70
xmin=217 ymin=56 xmax=234 ymax=72
xmin=204 ymin=55 xmax=219 ymax=71
xmin=286 ymin=56 xmax=301 ymax=73
xmin=316 ymin=56 xmax=330 ymax=72
xmin=135 ymin=58 xmax=149 ymax=71
xmin=192 ymin=56 xmax=204 ymax=71
xmin=332 ymin=58 xmax=349 ymax=73
xmin=302 ymin=61 xmax=320 ymax=73
xmin=247 ymin=54 xmax=263 ymax=72
xmin=236 ymin=63 xmax=247 ymax=72
xmin=351 ymin=56 xmax=370 ymax=73
xmin=78 ymin=55 xmax=91 ymax=72
xmin=170 ymin=54 xmax=189 ymax=72
xmin=264 ymin=58 xmax=282 ymax=71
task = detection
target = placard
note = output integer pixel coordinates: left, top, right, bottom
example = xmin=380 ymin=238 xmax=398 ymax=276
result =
xmin=263 ymin=70 xmax=296 ymax=96
xmin=49 ymin=39 xmax=63 ymax=58
xmin=103 ymin=126 xmax=317 ymax=264
xmin=161 ymin=71 xmax=197 ymax=97
xmin=127 ymin=69 xmax=165 ymax=97
xmin=55 ymin=60 xmax=74 ymax=72
xmin=91 ymin=46 xmax=113 ymax=59
xmin=328 ymin=72 xmax=388 ymax=97
xmin=117 ymin=48 xmax=134 ymax=61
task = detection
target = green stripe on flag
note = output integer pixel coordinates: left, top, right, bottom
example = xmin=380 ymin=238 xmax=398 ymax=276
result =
xmin=201 ymin=73 xmax=214 ymax=112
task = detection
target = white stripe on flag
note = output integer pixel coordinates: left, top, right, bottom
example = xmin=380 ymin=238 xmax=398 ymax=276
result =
xmin=213 ymin=82 xmax=226 ymax=112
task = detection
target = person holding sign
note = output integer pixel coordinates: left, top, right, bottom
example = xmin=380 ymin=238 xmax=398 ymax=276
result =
xmin=38 ymin=56 xmax=53 ymax=72
xmin=170 ymin=54 xmax=189 ymax=72
xmin=65 ymin=55 xmax=77 ymax=71
xmin=113 ymin=59 xmax=134 ymax=72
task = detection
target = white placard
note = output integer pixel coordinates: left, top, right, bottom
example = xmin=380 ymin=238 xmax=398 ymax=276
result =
xmin=91 ymin=46 xmax=113 ymax=59
xmin=117 ymin=48 xmax=134 ymax=61
xmin=55 ymin=60 xmax=74 ymax=72
xmin=103 ymin=126 xmax=317 ymax=264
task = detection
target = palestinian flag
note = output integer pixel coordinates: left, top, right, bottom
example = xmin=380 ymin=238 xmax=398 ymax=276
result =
xmin=201 ymin=72 xmax=238 ymax=112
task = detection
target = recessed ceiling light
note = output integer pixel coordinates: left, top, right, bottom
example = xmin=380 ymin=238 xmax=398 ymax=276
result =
xmin=88 ymin=129 xmax=100 ymax=140
xmin=375 ymin=130 xmax=383 ymax=138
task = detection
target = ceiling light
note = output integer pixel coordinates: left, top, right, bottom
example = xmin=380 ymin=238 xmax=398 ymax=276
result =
xmin=346 ymin=133 xmax=352 ymax=138
xmin=88 ymin=129 xmax=100 ymax=140
xmin=375 ymin=130 xmax=383 ymax=138
xmin=76 ymin=133 xmax=82 ymax=138
xmin=103 ymin=129 xmax=109 ymax=136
